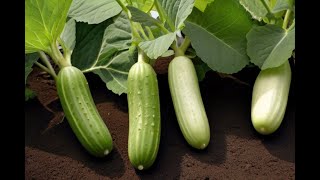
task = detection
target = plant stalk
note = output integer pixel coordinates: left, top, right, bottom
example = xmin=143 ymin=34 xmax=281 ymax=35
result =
xmin=38 ymin=51 xmax=57 ymax=78
xmin=282 ymin=9 xmax=292 ymax=29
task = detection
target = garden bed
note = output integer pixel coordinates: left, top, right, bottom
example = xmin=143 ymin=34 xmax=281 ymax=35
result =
xmin=25 ymin=60 xmax=295 ymax=179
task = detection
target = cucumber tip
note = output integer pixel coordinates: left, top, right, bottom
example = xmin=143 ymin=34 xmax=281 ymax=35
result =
xmin=104 ymin=149 xmax=109 ymax=155
xmin=138 ymin=165 xmax=144 ymax=170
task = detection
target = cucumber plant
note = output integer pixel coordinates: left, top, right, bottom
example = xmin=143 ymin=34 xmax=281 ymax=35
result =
xmin=25 ymin=0 xmax=295 ymax=168
xmin=25 ymin=0 xmax=115 ymax=157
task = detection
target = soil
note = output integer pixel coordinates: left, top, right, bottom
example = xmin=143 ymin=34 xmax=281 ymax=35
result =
xmin=25 ymin=58 xmax=295 ymax=180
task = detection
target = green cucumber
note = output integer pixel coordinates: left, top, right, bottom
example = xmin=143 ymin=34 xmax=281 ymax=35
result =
xmin=251 ymin=60 xmax=292 ymax=135
xmin=57 ymin=66 xmax=113 ymax=157
xmin=168 ymin=56 xmax=210 ymax=149
xmin=127 ymin=59 xmax=161 ymax=170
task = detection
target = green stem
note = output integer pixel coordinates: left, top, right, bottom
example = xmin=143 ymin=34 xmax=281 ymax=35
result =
xmin=49 ymin=42 xmax=70 ymax=68
xmin=154 ymin=0 xmax=166 ymax=23
xmin=145 ymin=26 xmax=155 ymax=39
xmin=156 ymin=22 xmax=170 ymax=34
xmin=35 ymin=62 xmax=57 ymax=81
xmin=138 ymin=48 xmax=150 ymax=63
xmin=116 ymin=0 xmax=129 ymax=14
xmin=262 ymin=0 xmax=272 ymax=14
xmin=171 ymin=41 xmax=184 ymax=57
xmin=282 ymin=9 xmax=292 ymax=29
xmin=58 ymin=37 xmax=72 ymax=65
xmin=136 ymin=23 xmax=149 ymax=40
xmin=38 ymin=51 xmax=57 ymax=78
xmin=179 ymin=36 xmax=191 ymax=54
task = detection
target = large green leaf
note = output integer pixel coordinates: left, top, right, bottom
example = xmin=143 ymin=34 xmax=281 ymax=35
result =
xmin=60 ymin=18 xmax=76 ymax=51
xmin=68 ymin=0 xmax=122 ymax=24
xmin=139 ymin=32 xmax=176 ymax=59
xmin=157 ymin=0 xmax=195 ymax=30
xmin=72 ymin=14 xmax=135 ymax=95
xmin=130 ymin=0 xmax=154 ymax=12
xmin=246 ymin=24 xmax=295 ymax=70
xmin=183 ymin=0 xmax=253 ymax=74
xmin=239 ymin=0 xmax=268 ymax=21
xmin=25 ymin=0 xmax=73 ymax=53
xmin=25 ymin=53 xmax=39 ymax=84
xmin=104 ymin=13 xmax=132 ymax=50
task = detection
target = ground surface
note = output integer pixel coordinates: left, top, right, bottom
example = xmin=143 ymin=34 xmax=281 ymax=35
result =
xmin=25 ymin=59 xmax=295 ymax=180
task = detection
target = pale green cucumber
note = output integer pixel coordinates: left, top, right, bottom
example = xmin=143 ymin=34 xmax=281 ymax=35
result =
xmin=127 ymin=60 xmax=161 ymax=170
xmin=57 ymin=66 xmax=113 ymax=157
xmin=251 ymin=60 xmax=292 ymax=135
xmin=168 ymin=56 xmax=210 ymax=149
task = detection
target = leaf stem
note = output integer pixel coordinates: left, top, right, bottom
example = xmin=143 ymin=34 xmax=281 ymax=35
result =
xmin=261 ymin=0 xmax=272 ymax=14
xmin=116 ymin=0 xmax=130 ymax=15
xmin=35 ymin=62 xmax=57 ymax=81
xmin=282 ymin=9 xmax=292 ymax=29
xmin=154 ymin=0 xmax=166 ymax=23
xmin=171 ymin=41 xmax=184 ymax=57
xmin=38 ymin=51 xmax=57 ymax=78
xmin=179 ymin=36 xmax=191 ymax=54
xmin=49 ymin=42 xmax=71 ymax=68
xmin=58 ymin=37 xmax=72 ymax=65
xmin=138 ymin=48 xmax=150 ymax=63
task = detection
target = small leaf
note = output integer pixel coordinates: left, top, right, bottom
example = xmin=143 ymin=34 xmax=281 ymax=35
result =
xmin=157 ymin=0 xmax=195 ymax=30
xmin=68 ymin=0 xmax=122 ymax=24
xmin=25 ymin=88 xmax=36 ymax=101
xmin=128 ymin=6 xmax=161 ymax=27
xmin=25 ymin=0 xmax=73 ymax=53
xmin=139 ymin=32 xmax=176 ymax=59
xmin=194 ymin=0 xmax=214 ymax=12
xmin=25 ymin=53 xmax=39 ymax=84
xmin=239 ymin=0 xmax=268 ymax=21
xmin=184 ymin=0 xmax=253 ymax=74
xmin=61 ymin=18 xmax=76 ymax=51
xmin=246 ymin=24 xmax=295 ymax=69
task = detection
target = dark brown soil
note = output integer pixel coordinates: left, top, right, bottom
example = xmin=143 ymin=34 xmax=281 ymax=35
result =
xmin=25 ymin=60 xmax=295 ymax=179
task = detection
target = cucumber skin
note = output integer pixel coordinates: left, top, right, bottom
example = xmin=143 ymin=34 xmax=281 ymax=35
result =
xmin=57 ymin=66 xmax=113 ymax=157
xmin=168 ymin=56 xmax=210 ymax=150
xmin=251 ymin=61 xmax=292 ymax=135
xmin=127 ymin=61 xmax=161 ymax=170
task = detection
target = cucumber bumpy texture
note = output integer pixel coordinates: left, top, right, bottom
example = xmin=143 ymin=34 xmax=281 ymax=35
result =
xmin=57 ymin=66 xmax=113 ymax=157
xmin=127 ymin=60 xmax=161 ymax=170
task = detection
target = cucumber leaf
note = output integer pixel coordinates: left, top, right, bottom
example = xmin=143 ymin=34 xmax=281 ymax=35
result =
xmin=25 ymin=0 xmax=73 ymax=53
xmin=156 ymin=0 xmax=195 ymax=31
xmin=25 ymin=53 xmax=39 ymax=84
xmin=194 ymin=0 xmax=214 ymax=12
xmin=183 ymin=0 xmax=253 ymax=74
xmin=25 ymin=88 xmax=36 ymax=101
xmin=68 ymin=0 xmax=122 ymax=24
xmin=72 ymin=13 xmax=135 ymax=95
xmin=239 ymin=0 xmax=268 ymax=21
xmin=139 ymin=32 xmax=176 ymax=59
xmin=60 ymin=18 xmax=76 ymax=52
xmin=246 ymin=24 xmax=295 ymax=69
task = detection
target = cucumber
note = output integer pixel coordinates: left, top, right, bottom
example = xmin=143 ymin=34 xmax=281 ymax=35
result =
xmin=56 ymin=66 xmax=113 ymax=157
xmin=127 ymin=60 xmax=161 ymax=170
xmin=251 ymin=60 xmax=292 ymax=135
xmin=168 ymin=56 xmax=210 ymax=149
